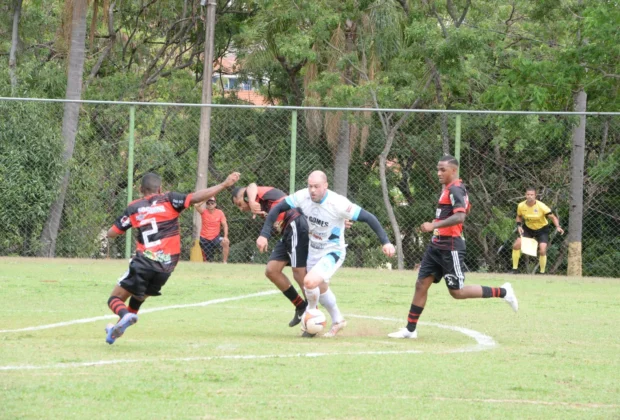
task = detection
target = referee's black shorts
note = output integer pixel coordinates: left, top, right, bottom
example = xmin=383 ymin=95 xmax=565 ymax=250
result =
xmin=522 ymin=224 xmax=550 ymax=244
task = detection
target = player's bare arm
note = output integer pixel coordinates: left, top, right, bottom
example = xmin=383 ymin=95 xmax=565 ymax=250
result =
xmin=421 ymin=212 xmax=466 ymax=232
xmin=194 ymin=202 xmax=206 ymax=214
xmin=190 ymin=172 xmax=240 ymax=205
xmin=256 ymin=199 xmax=292 ymax=253
xmin=107 ymin=227 xmax=121 ymax=239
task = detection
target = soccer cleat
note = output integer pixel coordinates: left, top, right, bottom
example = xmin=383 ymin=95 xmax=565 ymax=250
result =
xmin=509 ymin=269 xmax=519 ymax=274
xmin=388 ymin=327 xmax=418 ymax=339
xmin=289 ymin=304 xmax=307 ymax=328
xmin=323 ymin=319 xmax=347 ymax=338
xmin=105 ymin=313 xmax=138 ymax=345
xmin=501 ymin=282 xmax=519 ymax=312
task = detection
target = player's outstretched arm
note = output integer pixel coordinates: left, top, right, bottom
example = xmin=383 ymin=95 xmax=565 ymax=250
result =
xmin=356 ymin=209 xmax=395 ymax=257
xmin=190 ymin=172 xmax=240 ymax=205
xmin=256 ymin=199 xmax=292 ymax=252
xmin=245 ymin=183 xmax=264 ymax=216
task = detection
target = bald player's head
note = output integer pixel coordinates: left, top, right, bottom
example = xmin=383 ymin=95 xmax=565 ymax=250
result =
xmin=307 ymin=170 xmax=328 ymax=203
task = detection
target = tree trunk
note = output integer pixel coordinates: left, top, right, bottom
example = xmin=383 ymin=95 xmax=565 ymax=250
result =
xmin=333 ymin=119 xmax=350 ymax=195
xmin=9 ymin=0 xmax=23 ymax=94
xmin=39 ymin=0 xmax=88 ymax=257
xmin=332 ymin=19 xmax=356 ymax=195
xmin=380 ymin=131 xmax=404 ymax=270
xmin=567 ymin=89 xmax=586 ymax=276
xmin=190 ymin=0 xmax=217 ymax=261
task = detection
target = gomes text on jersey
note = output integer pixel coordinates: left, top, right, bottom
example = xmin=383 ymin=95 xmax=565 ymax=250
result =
xmin=112 ymin=191 xmax=192 ymax=272
xmin=431 ymin=180 xmax=469 ymax=251
xmin=285 ymin=189 xmax=361 ymax=253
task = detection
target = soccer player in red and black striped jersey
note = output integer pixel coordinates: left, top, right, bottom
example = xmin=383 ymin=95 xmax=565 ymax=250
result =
xmin=232 ymin=183 xmax=309 ymax=328
xmin=104 ymin=171 xmax=240 ymax=345
xmin=389 ymin=156 xmax=518 ymax=339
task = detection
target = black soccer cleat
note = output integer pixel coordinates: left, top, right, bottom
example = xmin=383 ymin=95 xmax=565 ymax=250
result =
xmin=289 ymin=304 xmax=307 ymax=327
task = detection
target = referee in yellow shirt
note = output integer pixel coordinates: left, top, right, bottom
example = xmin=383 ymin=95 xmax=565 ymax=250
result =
xmin=511 ymin=187 xmax=564 ymax=274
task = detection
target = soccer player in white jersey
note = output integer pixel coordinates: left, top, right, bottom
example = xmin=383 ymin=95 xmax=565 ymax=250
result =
xmin=256 ymin=171 xmax=396 ymax=337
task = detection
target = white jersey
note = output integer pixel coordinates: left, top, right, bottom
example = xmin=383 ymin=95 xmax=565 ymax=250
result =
xmin=285 ymin=188 xmax=362 ymax=256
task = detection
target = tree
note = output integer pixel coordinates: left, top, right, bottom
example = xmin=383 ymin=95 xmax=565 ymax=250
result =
xmin=39 ymin=0 xmax=88 ymax=257
xmin=8 ymin=0 xmax=23 ymax=94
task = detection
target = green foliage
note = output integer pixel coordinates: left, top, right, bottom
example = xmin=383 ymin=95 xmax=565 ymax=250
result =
xmin=0 ymin=101 xmax=64 ymax=255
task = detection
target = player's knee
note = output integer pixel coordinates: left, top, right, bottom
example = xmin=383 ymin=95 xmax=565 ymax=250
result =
xmin=448 ymin=288 xmax=465 ymax=299
xmin=414 ymin=278 xmax=429 ymax=293
xmin=303 ymin=275 xmax=320 ymax=290
xmin=264 ymin=266 xmax=278 ymax=281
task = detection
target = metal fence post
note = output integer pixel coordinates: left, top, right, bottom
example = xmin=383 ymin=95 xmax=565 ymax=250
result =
xmin=290 ymin=110 xmax=297 ymax=194
xmin=125 ymin=105 xmax=135 ymax=259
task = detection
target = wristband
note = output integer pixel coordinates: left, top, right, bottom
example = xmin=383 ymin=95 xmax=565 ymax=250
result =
xmin=516 ymin=222 xmax=522 ymax=228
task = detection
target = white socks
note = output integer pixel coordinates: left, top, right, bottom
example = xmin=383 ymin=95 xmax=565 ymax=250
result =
xmin=304 ymin=287 xmax=320 ymax=310
xmin=319 ymin=288 xmax=344 ymax=324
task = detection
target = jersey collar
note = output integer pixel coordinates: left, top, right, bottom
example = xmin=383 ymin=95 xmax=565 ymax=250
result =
xmin=319 ymin=191 xmax=329 ymax=204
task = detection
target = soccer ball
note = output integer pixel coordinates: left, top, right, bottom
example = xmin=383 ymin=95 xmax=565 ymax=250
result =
xmin=302 ymin=308 xmax=327 ymax=335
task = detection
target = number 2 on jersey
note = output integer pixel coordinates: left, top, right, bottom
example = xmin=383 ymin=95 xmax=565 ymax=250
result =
xmin=140 ymin=218 xmax=161 ymax=248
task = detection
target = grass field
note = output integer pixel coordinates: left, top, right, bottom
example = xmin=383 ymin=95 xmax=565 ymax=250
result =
xmin=1 ymin=257 xmax=618 ymax=419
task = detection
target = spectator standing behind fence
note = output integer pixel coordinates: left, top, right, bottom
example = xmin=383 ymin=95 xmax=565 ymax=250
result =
xmin=388 ymin=156 xmax=518 ymax=339
xmin=256 ymin=171 xmax=396 ymax=338
xmin=104 ymin=172 xmax=240 ymax=345
xmin=195 ymin=196 xmax=230 ymax=264
xmin=232 ymin=183 xmax=309 ymax=328
xmin=511 ymin=187 xmax=564 ymax=274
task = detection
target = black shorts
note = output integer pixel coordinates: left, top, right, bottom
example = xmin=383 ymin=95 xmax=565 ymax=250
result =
xmin=199 ymin=236 xmax=223 ymax=262
xmin=118 ymin=255 xmax=171 ymax=298
xmin=268 ymin=217 xmax=309 ymax=268
xmin=522 ymin=225 xmax=550 ymax=244
xmin=418 ymin=246 xmax=466 ymax=290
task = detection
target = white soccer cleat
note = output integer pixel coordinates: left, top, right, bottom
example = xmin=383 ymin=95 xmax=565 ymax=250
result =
xmin=323 ymin=320 xmax=347 ymax=338
xmin=388 ymin=327 xmax=418 ymax=339
xmin=501 ymin=282 xmax=519 ymax=312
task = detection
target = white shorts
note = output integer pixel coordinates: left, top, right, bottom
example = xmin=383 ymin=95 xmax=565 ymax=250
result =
xmin=307 ymin=250 xmax=345 ymax=283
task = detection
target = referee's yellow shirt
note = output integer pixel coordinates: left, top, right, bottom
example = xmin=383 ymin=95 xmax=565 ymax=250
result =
xmin=517 ymin=200 xmax=552 ymax=230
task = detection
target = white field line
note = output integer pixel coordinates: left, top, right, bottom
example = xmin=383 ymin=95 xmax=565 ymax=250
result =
xmin=0 ymin=290 xmax=279 ymax=333
xmin=0 ymin=291 xmax=497 ymax=371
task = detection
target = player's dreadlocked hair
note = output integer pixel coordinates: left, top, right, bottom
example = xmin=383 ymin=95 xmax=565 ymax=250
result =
xmin=439 ymin=155 xmax=459 ymax=166
xmin=141 ymin=173 xmax=162 ymax=194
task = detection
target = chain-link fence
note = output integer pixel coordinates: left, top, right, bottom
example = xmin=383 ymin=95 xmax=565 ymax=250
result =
xmin=1 ymin=98 xmax=619 ymax=277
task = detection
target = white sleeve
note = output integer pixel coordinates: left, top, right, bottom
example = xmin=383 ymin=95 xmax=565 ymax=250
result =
xmin=333 ymin=193 xmax=362 ymax=221
xmin=285 ymin=188 xmax=309 ymax=209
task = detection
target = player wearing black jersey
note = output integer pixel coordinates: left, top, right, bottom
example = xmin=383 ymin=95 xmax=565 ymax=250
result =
xmin=388 ymin=156 xmax=518 ymax=339
xmin=232 ymin=183 xmax=309 ymax=327
xmin=104 ymin=171 xmax=240 ymax=344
